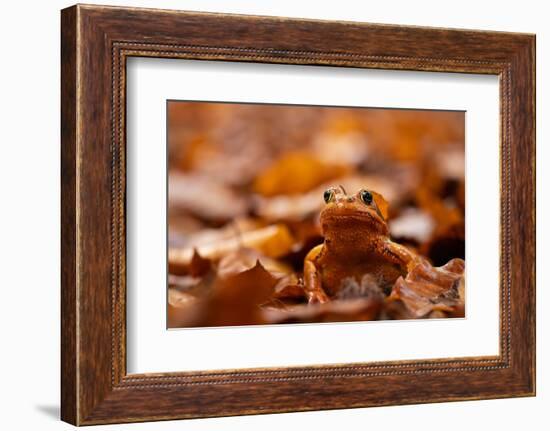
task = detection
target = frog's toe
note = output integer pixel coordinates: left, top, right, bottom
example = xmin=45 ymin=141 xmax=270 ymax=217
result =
xmin=308 ymin=291 xmax=330 ymax=305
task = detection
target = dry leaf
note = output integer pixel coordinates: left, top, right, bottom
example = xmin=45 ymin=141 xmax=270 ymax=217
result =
xmin=169 ymin=224 xmax=295 ymax=265
xmin=169 ymin=248 xmax=212 ymax=276
xmin=217 ymin=247 xmax=292 ymax=279
xmin=197 ymin=261 xmax=278 ymax=327
xmin=263 ymin=297 xmax=382 ymax=324
xmin=388 ymin=258 xmax=465 ymax=318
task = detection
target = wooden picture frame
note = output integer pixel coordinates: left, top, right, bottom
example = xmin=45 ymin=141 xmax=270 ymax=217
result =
xmin=61 ymin=4 xmax=535 ymax=425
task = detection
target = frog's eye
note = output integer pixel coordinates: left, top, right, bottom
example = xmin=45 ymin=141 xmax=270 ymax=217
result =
xmin=323 ymin=189 xmax=335 ymax=204
xmin=360 ymin=189 xmax=373 ymax=205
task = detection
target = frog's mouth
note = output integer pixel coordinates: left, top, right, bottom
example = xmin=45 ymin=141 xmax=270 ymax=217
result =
xmin=321 ymin=208 xmax=386 ymax=233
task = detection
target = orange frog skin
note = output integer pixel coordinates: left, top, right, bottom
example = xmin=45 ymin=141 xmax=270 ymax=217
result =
xmin=304 ymin=186 xmax=417 ymax=304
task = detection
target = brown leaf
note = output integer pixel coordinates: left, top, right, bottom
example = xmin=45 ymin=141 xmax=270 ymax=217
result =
xmin=195 ymin=261 xmax=278 ymax=327
xmin=188 ymin=249 xmax=212 ymax=277
xmin=167 ymin=289 xmax=205 ymax=328
xmin=217 ymin=247 xmax=292 ymax=279
xmin=168 ymin=248 xmax=212 ymax=277
xmin=263 ymin=297 xmax=382 ymax=324
xmin=387 ymin=258 xmax=465 ymax=318
xmin=272 ymin=274 xmax=303 ymax=299
xmin=261 ymin=274 xmax=306 ymax=309
xmin=169 ymin=224 xmax=295 ymax=266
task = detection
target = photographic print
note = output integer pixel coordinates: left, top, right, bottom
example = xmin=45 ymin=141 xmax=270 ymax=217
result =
xmin=167 ymin=102 xmax=466 ymax=328
xmin=61 ymin=6 xmax=535 ymax=423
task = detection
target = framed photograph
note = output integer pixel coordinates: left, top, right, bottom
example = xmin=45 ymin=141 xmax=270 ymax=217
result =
xmin=61 ymin=4 xmax=535 ymax=425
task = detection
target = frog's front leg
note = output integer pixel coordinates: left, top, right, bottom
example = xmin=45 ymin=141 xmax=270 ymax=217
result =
xmin=379 ymin=239 xmax=419 ymax=272
xmin=303 ymin=244 xmax=330 ymax=304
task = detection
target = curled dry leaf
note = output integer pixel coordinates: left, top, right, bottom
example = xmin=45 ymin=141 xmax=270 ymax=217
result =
xmin=271 ymin=275 xmax=304 ymax=301
xmin=387 ymin=258 xmax=465 ymax=319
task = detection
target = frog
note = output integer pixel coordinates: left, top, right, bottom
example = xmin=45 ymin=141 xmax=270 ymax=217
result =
xmin=303 ymin=186 xmax=417 ymax=304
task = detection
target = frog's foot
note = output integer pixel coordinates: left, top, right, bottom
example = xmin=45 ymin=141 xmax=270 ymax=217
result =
xmin=307 ymin=289 xmax=330 ymax=305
